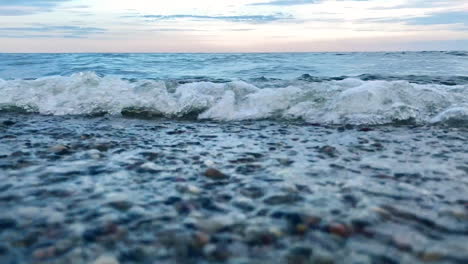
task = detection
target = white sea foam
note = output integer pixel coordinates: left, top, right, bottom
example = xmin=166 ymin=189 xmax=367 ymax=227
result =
xmin=1 ymin=72 xmax=467 ymax=126
xmin=430 ymin=106 xmax=468 ymax=126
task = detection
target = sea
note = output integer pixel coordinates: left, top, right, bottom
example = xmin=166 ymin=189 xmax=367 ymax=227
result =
xmin=0 ymin=52 xmax=467 ymax=264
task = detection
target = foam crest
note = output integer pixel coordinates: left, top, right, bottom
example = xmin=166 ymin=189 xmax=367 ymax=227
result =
xmin=1 ymin=72 xmax=467 ymax=126
xmin=430 ymin=107 xmax=468 ymax=127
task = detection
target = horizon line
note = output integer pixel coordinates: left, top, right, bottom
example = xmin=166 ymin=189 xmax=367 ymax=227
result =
xmin=1 ymin=50 xmax=467 ymax=54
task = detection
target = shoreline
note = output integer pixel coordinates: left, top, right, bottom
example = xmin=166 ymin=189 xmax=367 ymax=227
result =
xmin=1 ymin=113 xmax=467 ymax=263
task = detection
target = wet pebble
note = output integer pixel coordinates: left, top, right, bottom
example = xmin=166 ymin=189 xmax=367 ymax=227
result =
xmin=33 ymin=245 xmax=57 ymax=260
xmin=108 ymin=200 xmax=133 ymax=211
xmin=203 ymin=244 xmax=230 ymax=261
xmin=240 ymin=186 xmax=264 ymax=199
xmin=176 ymin=184 xmax=202 ymax=195
xmin=245 ymin=227 xmax=281 ymax=246
xmin=318 ymin=145 xmax=339 ymax=157
xmin=0 ymin=218 xmax=16 ymax=230
xmin=204 ymin=168 xmax=229 ymax=180
xmin=359 ymin=127 xmax=374 ymax=132
xmin=327 ymin=223 xmax=352 ymax=238
xmin=93 ymin=255 xmax=120 ymax=264
xmin=193 ymin=231 xmax=211 ymax=248
xmin=286 ymin=246 xmax=313 ymax=264
xmin=95 ymin=143 xmax=111 ymax=152
xmin=83 ymin=222 xmax=125 ymax=242
xmin=2 ymin=120 xmax=15 ymax=126
xmin=419 ymin=252 xmax=443 ymax=262
xmin=232 ymin=197 xmax=255 ymax=212
xmin=49 ymin=145 xmax=71 ymax=155
xmin=264 ymin=194 xmax=302 ymax=205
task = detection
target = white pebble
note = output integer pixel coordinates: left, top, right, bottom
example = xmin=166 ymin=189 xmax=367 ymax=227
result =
xmin=93 ymin=255 xmax=119 ymax=264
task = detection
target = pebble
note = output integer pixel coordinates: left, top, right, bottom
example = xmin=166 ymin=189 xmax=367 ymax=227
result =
xmin=264 ymin=194 xmax=302 ymax=205
xmin=193 ymin=232 xmax=211 ymax=248
xmin=419 ymin=252 xmax=443 ymax=262
xmin=204 ymin=168 xmax=229 ymax=180
xmin=108 ymin=200 xmax=133 ymax=211
xmin=196 ymin=213 xmax=243 ymax=233
xmin=0 ymin=218 xmax=16 ymax=229
xmin=277 ymin=158 xmax=294 ymax=166
xmin=177 ymin=184 xmax=202 ymax=194
xmin=83 ymin=222 xmax=124 ymax=242
xmin=204 ymin=244 xmax=230 ymax=261
xmin=93 ymin=255 xmax=120 ymax=264
xmin=245 ymin=227 xmax=282 ymax=245
xmin=95 ymin=143 xmax=111 ymax=152
xmin=2 ymin=120 xmax=15 ymax=126
xmin=312 ymin=254 xmax=336 ymax=264
xmin=358 ymin=127 xmax=374 ymax=132
xmin=240 ymin=186 xmax=264 ymax=199
xmin=166 ymin=129 xmax=185 ymax=135
xmin=204 ymin=159 xmax=216 ymax=167
xmin=318 ymin=145 xmax=339 ymax=157
xmin=120 ymin=247 xmax=147 ymax=262
xmin=392 ymin=236 xmax=412 ymax=251
xmin=232 ymin=197 xmax=255 ymax=212
xmin=49 ymin=145 xmax=70 ymax=155
xmin=139 ymin=162 xmax=164 ymax=172
xmin=328 ymin=223 xmax=352 ymax=238
xmin=0 ymin=244 xmax=8 ymax=254
xmin=33 ymin=246 xmax=57 ymax=260
xmin=286 ymin=246 xmax=313 ymax=264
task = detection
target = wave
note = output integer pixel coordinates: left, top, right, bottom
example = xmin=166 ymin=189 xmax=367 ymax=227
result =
xmin=296 ymin=74 xmax=468 ymax=86
xmin=1 ymin=72 xmax=467 ymax=126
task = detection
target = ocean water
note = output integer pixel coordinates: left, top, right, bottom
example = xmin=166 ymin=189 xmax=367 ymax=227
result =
xmin=1 ymin=52 xmax=468 ymax=264
xmin=1 ymin=51 xmax=468 ymax=125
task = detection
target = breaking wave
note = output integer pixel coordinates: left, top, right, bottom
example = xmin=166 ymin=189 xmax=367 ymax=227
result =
xmin=1 ymin=72 xmax=467 ymax=126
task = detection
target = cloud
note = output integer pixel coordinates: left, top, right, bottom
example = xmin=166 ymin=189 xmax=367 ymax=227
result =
xmin=0 ymin=34 xmax=86 ymax=39
xmin=364 ymin=11 xmax=468 ymax=29
xmin=148 ymin=28 xmax=254 ymax=32
xmin=249 ymin=0 xmax=368 ymax=5
xmin=250 ymin=0 xmax=316 ymax=6
xmin=143 ymin=13 xmax=292 ymax=23
xmin=151 ymin=28 xmax=207 ymax=32
xmin=370 ymin=0 xmax=455 ymax=10
xmin=406 ymin=12 xmax=468 ymax=26
xmin=0 ymin=25 xmax=106 ymax=38
xmin=0 ymin=0 xmax=72 ymax=15
xmin=0 ymin=0 xmax=68 ymax=7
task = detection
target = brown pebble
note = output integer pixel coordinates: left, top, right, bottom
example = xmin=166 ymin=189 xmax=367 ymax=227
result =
xmin=204 ymin=168 xmax=229 ymax=180
xmin=295 ymin=224 xmax=308 ymax=234
xmin=193 ymin=231 xmax=210 ymax=247
xmin=304 ymin=215 xmax=321 ymax=226
xmin=33 ymin=246 xmax=56 ymax=260
xmin=328 ymin=223 xmax=351 ymax=238
xmin=420 ymin=252 xmax=442 ymax=262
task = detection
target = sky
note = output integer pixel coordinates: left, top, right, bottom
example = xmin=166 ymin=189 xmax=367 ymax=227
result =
xmin=0 ymin=0 xmax=468 ymax=52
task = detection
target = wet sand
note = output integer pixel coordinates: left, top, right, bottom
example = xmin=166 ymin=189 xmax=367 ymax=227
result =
xmin=1 ymin=113 xmax=467 ymax=264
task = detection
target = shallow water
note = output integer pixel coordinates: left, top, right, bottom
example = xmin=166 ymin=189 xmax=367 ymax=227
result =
xmin=1 ymin=114 xmax=468 ymax=264
xmin=0 ymin=52 xmax=468 ymax=263
xmin=1 ymin=52 xmax=468 ymax=80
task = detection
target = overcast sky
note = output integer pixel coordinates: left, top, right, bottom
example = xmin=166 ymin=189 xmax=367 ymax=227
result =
xmin=0 ymin=0 xmax=467 ymax=52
